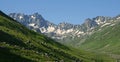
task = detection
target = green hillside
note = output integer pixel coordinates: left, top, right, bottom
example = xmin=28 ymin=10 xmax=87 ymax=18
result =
xmin=80 ymin=21 xmax=120 ymax=61
xmin=0 ymin=11 xmax=116 ymax=62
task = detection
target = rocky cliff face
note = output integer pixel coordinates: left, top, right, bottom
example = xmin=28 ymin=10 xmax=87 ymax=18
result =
xmin=9 ymin=13 xmax=120 ymax=41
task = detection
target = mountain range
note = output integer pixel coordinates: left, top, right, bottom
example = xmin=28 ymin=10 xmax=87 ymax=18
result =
xmin=1 ymin=10 xmax=118 ymax=62
xmin=9 ymin=12 xmax=120 ymax=43
xmin=8 ymin=12 xmax=120 ymax=62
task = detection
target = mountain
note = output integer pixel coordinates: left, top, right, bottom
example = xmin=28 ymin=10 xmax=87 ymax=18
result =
xmin=9 ymin=13 xmax=84 ymax=40
xmin=8 ymin=12 xmax=120 ymax=45
xmin=0 ymin=11 xmax=82 ymax=62
xmin=80 ymin=17 xmax=120 ymax=60
xmin=8 ymin=13 xmax=114 ymax=41
xmin=8 ymin=12 xmax=120 ymax=61
xmin=1 ymin=11 xmax=116 ymax=62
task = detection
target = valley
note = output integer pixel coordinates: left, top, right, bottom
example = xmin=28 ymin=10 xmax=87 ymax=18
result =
xmin=0 ymin=10 xmax=117 ymax=62
xmin=7 ymin=11 xmax=120 ymax=62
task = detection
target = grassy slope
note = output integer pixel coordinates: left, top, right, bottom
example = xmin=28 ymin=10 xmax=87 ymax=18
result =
xmin=0 ymin=11 xmax=116 ymax=62
xmin=80 ymin=21 xmax=120 ymax=61
xmin=0 ymin=11 xmax=81 ymax=62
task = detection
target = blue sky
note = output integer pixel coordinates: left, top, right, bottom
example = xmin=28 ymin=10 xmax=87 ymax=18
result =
xmin=0 ymin=0 xmax=120 ymax=24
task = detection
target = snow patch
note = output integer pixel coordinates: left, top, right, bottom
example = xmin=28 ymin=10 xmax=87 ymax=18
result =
xmin=19 ymin=16 xmax=23 ymax=19
xmin=40 ymin=27 xmax=46 ymax=33
xmin=28 ymin=23 xmax=35 ymax=26
xmin=110 ymin=24 xmax=115 ymax=26
xmin=31 ymin=16 xmax=36 ymax=19
xmin=95 ymin=19 xmax=105 ymax=25
xmin=74 ymin=30 xmax=79 ymax=34
xmin=34 ymin=25 xmax=39 ymax=28
xmin=28 ymin=23 xmax=39 ymax=28
xmin=117 ymin=17 xmax=120 ymax=19
xmin=66 ymin=29 xmax=73 ymax=33
xmin=47 ymin=26 xmax=55 ymax=32
xmin=55 ymin=29 xmax=65 ymax=35
xmin=77 ymin=31 xmax=84 ymax=35
xmin=101 ymin=23 xmax=111 ymax=27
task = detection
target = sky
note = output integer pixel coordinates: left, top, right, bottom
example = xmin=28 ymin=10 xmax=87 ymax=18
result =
xmin=0 ymin=0 xmax=120 ymax=24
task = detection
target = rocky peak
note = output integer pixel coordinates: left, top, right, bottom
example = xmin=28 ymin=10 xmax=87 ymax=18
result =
xmin=8 ymin=12 xmax=120 ymax=40
xmin=93 ymin=16 xmax=112 ymax=25
xmin=31 ymin=12 xmax=43 ymax=19
xmin=58 ymin=22 xmax=74 ymax=30
xmin=83 ymin=18 xmax=98 ymax=29
xmin=115 ymin=14 xmax=120 ymax=20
